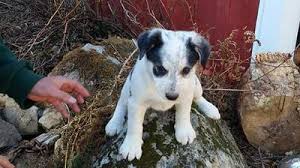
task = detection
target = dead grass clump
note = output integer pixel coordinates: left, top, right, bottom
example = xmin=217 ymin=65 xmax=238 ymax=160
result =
xmin=201 ymin=30 xmax=253 ymax=112
xmin=0 ymin=0 xmax=130 ymax=75
xmin=0 ymin=0 xmax=89 ymax=72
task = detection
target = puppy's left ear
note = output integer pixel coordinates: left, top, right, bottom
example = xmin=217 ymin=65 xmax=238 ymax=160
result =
xmin=191 ymin=34 xmax=211 ymax=67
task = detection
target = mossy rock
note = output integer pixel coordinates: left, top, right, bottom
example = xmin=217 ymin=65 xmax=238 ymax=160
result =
xmin=93 ymin=109 xmax=247 ymax=168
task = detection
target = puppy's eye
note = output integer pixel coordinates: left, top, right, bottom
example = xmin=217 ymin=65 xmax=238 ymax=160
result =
xmin=181 ymin=67 xmax=191 ymax=75
xmin=153 ymin=65 xmax=168 ymax=77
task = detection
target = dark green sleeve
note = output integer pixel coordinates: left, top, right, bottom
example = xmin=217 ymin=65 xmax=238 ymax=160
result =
xmin=0 ymin=39 xmax=43 ymax=109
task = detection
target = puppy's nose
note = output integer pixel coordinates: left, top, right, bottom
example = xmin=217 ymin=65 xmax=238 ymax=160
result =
xmin=166 ymin=92 xmax=179 ymax=101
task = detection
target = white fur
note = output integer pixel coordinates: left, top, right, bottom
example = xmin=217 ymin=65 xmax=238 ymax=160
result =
xmin=105 ymin=28 xmax=220 ymax=161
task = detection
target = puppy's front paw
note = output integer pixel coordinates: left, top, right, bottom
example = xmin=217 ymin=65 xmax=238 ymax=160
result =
xmin=196 ymin=100 xmax=221 ymax=120
xmin=201 ymin=103 xmax=221 ymax=120
xmin=105 ymin=119 xmax=124 ymax=136
xmin=175 ymin=123 xmax=196 ymax=145
xmin=119 ymin=136 xmax=143 ymax=161
xmin=206 ymin=104 xmax=221 ymax=120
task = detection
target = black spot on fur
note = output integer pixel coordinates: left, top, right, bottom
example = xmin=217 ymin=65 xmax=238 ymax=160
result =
xmin=186 ymin=38 xmax=200 ymax=67
xmin=129 ymin=88 xmax=132 ymax=97
xmin=129 ymin=66 xmax=134 ymax=80
xmin=146 ymin=44 xmax=163 ymax=65
xmin=186 ymin=37 xmax=211 ymax=68
xmin=137 ymin=31 xmax=150 ymax=59
xmin=137 ymin=30 xmax=163 ymax=64
xmin=197 ymin=38 xmax=211 ymax=67
xmin=153 ymin=65 xmax=168 ymax=77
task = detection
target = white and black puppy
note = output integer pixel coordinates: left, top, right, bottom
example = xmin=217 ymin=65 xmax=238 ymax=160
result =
xmin=105 ymin=28 xmax=220 ymax=161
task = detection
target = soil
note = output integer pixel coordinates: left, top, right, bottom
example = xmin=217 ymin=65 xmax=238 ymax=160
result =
xmin=13 ymin=152 xmax=55 ymax=168
xmin=0 ymin=1 xmax=286 ymax=168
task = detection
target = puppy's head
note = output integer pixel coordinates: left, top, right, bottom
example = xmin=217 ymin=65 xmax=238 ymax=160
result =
xmin=137 ymin=28 xmax=211 ymax=101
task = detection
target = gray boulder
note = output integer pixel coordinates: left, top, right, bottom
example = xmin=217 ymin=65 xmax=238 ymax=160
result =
xmin=0 ymin=119 xmax=22 ymax=149
xmin=93 ymin=109 xmax=247 ymax=168
xmin=0 ymin=95 xmax=39 ymax=135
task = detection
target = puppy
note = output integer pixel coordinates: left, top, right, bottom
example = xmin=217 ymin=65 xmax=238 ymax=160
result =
xmin=105 ymin=28 xmax=220 ymax=161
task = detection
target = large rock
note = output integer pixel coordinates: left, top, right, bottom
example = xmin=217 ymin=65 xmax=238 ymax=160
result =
xmin=0 ymin=119 xmax=22 ymax=149
xmin=239 ymin=53 xmax=300 ymax=153
xmin=93 ymin=109 xmax=247 ymax=168
xmin=0 ymin=95 xmax=39 ymax=135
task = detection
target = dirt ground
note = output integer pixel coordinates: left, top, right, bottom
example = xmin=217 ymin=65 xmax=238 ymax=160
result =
xmin=0 ymin=1 xmax=285 ymax=167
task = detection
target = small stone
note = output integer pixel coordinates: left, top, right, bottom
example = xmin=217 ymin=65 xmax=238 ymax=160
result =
xmin=38 ymin=108 xmax=64 ymax=131
xmin=285 ymin=151 xmax=294 ymax=156
xmin=81 ymin=43 xmax=105 ymax=54
xmin=1 ymin=95 xmax=39 ymax=135
xmin=34 ymin=132 xmax=60 ymax=147
xmin=0 ymin=119 xmax=22 ymax=148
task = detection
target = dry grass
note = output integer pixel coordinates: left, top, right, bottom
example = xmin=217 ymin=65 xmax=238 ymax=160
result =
xmin=0 ymin=0 xmax=129 ymax=75
xmin=2 ymin=1 xmax=300 ymax=167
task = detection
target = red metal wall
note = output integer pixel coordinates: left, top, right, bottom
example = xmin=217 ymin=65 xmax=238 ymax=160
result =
xmin=90 ymin=0 xmax=259 ymax=66
xmin=92 ymin=0 xmax=258 ymax=42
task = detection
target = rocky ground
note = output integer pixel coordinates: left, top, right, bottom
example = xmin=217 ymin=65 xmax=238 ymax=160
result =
xmin=1 ymin=1 xmax=298 ymax=168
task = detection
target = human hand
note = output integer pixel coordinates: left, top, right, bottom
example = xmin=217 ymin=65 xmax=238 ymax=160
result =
xmin=27 ymin=76 xmax=90 ymax=118
xmin=0 ymin=155 xmax=14 ymax=168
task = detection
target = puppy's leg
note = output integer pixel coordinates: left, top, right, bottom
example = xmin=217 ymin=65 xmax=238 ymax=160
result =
xmin=175 ymin=98 xmax=196 ymax=145
xmin=119 ymin=99 xmax=146 ymax=161
xmin=105 ymin=77 xmax=130 ymax=136
xmin=193 ymin=77 xmax=220 ymax=120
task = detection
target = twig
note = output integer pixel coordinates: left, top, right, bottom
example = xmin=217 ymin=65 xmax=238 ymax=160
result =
xmin=120 ymin=0 xmax=143 ymax=28
xmin=22 ymin=0 xmax=65 ymax=57
xmin=158 ymin=0 xmax=175 ymax=29
xmin=241 ymin=56 xmax=291 ymax=86
xmin=58 ymin=17 xmax=77 ymax=53
xmin=64 ymin=138 xmax=70 ymax=168
xmin=145 ymin=0 xmax=164 ymax=28
xmin=108 ymin=44 xmax=137 ymax=97
xmin=182 ymin=0 xmax=197 ymax=31
xmin=258 ymin=147 xmax=266 ymax=168
xmin=0 ymin=1 xmax=14 ymax=8
xmin=203 ymin=88 xmax=260 ymax=92
xmin=63 ymin=0 xmax=81 ymax=21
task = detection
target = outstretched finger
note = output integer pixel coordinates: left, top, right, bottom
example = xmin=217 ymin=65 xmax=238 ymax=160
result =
xmin=48 ymin=99 xmax=70 ymax=118
xmin=76 ymin=94 xmax=85 ymax=104
xmin=69 ymin=101 xmax=80 ymax=113
xmin=49 ymin=89 xmax=82 ymax=113
xmin=65 ymin=80 xmax=90 ymax=97
xmin=49 ymin=88 xmax=77 ymax=105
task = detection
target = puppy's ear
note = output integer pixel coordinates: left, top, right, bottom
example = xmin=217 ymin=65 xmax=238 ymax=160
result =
xmin=190 ymin=34 xmax=211 ymax=67
xmin=137 ymin=29 xmax=163 ymax=60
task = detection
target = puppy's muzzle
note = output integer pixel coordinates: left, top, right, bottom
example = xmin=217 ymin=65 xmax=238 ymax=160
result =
xmin=166 ymin=92 xmax=179 ymax=101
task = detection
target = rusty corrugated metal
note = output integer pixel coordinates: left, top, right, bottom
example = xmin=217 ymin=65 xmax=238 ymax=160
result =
xmin=89 ymin=0 xmax=259 ymax=74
